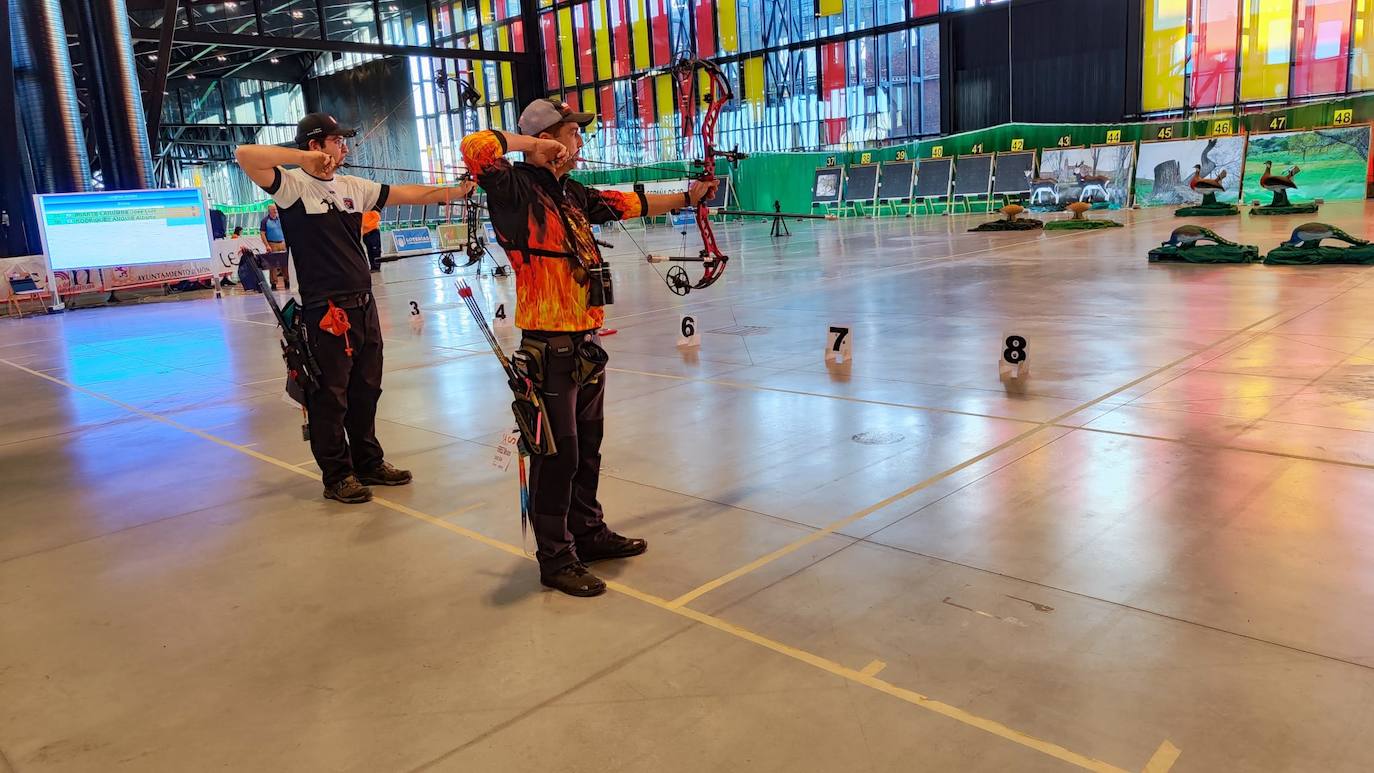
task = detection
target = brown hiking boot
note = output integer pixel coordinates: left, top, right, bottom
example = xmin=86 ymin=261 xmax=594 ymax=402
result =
xmin=357 ymin=461 xmax=412 ymax=486
xmin=324 ymin=475 xmax=372 ymax=504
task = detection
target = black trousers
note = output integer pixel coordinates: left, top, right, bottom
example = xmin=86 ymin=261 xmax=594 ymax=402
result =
xmin=304 ymin=297 xmax=385 ymax=486
xmin=526 ymin=332 xmax=613 ymax=574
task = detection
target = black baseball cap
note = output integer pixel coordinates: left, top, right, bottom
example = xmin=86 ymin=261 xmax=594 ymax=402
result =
xmin=295 ymin=113 xmax=358 ymax=147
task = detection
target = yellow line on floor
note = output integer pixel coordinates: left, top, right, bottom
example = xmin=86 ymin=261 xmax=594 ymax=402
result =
xmin=1142 ymin=740 xmax=1181 ymax=773
xmin=2 ymin=355 xmax=1157 ymax=773
xmin=859 ymin=659 xmax=887 ymax=677
xmin=666 ymin=309 xmax=1287 ymax=610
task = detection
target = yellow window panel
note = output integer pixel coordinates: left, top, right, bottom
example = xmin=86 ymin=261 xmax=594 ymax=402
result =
xmin=655 ymin=74 xmax=675 ymax=124
xmin=595 ymin=1 xmax=612 ymax=80
xmin=1240 ymin=0 xmax=1291 ymax=101
xmin=558 ymin=7 xmax=575 ymax=88
xmin=817 ymin=0 xmax=843 ymax=16
xmin=1142 ymin=0 xmax=1186 ymax=112
xmin=743 ymin=56 xmax=764 ymax=117
xmin=631 ymin=6 xmax=649 ymax=71
xmin=501 ymin=63 xmax=514 ymax=101
xmin=718 ymin=0 xmax=739 ymax=53
xmin=479 ymin=0 xmax=494 ymax=26
xmin=1355 ymin=0 xmax=1374 ymax=91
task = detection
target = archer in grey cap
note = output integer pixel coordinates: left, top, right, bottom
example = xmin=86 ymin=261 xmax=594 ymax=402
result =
xmin=518 ymin=98 xmax=596 ymax=137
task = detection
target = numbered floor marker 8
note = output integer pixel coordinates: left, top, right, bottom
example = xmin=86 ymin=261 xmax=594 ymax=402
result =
xmin=999 ymin=333 xmax=1028 ymax=378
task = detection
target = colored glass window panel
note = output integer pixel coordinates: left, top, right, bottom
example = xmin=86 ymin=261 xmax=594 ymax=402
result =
xmin=575 ymin=4 xmax=595 ymax=84
xmin=1192 ymin=0 xmax=1239 ymax=108
xmin=1293 ymin=0 xmax=1352 ymax=97
xmin=718 ymin=0 xmax=739 ymax=52
xmin=822 ymin=41 xmax=846 ymax=145
xmin=648 ymin=0 xmax=671 ymax=66
xmin=540 ymin=13 xmax=560 ymax=90
xmin=743 ymin=55 xmax=764 ymax=117
xmin=637 ymin=77 xmax=655 ymax=126
xmin=913 ymin=0 xmax=938 ymax=18
xmin=1355 ymin=0 xmax=1374 ymax=90
xmin=1240 ymin=0 xmax=1292 ymax=101
xmin=695 ymin=0 xmax=717 ymax=58
xmin=557 ymin=7 xmax=576 ymax=87
xmin=655 ymin=74 xmax=675 ymax=124
xmin=818 ymin=0 xmax=843 ymax=14
xmin=630 ymin=0 xmax=650 ymax=71
xmin=610 ymin=0 xmax=632 ymax=77
xmin=600 ymin=85 xmax=616 ymax=127
xmin=1143 ymin=0 xmax=1187 ymax=111
xmin=593 ymin=1 xmax=612 ymax=80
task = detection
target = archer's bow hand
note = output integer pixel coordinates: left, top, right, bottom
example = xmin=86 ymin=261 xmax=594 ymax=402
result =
xmin=687 ymin=178 xmax=719 ymax=206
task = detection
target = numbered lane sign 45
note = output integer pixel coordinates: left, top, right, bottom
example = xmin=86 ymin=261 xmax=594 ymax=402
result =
xmin=826 ymin=325 xmax=852 ymax=364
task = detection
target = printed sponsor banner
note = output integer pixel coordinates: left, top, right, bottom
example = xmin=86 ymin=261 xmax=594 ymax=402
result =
xmin=392 ymin=227 xmax=435 ymax=252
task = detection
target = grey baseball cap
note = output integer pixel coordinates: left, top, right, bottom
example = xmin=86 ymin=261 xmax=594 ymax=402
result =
xmin=518 ymin=98 xmax=595 ymax=136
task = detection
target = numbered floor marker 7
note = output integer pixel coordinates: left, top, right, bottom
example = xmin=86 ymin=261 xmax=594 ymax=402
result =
xmin=678 ymin=314 xmax=699 ymax=347
xmin=999 ymin=333 xmax=1028 ymax=378
xmin=826 ymin=325 xmax=852 ymax=364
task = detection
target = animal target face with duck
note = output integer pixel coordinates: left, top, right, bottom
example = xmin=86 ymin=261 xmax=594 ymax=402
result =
xmin=1134 ymin=136 xmax=1244 ymax=207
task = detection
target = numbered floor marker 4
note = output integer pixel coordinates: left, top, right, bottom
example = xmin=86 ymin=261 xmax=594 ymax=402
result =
xmin=408 ymin=300 xmax=424 ymax=333
xmin=999 ymin=333 xmax=1028 ymax=379
xmin=678 ymin=315 xmax=700 ymax=348
xmin=493 ymin=301 xmax=512 ymax=329
xmin=826 ymin=325 xmax=852 ymax=364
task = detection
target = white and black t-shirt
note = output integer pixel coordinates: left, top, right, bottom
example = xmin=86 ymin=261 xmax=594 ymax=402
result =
xmin=261 ymin=167 xmax=389 ymax=304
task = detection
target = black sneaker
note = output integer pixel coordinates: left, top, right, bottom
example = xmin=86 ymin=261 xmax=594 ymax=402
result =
xmin=577 ymin=534 xmax=648 ymax=564
xmin=357 ymin=461 xmax=412 ymax=486
xmin=324 ymin=475 xmax=372 ymax=504
xmin=540 ymin=563 xmax=607 ymax=597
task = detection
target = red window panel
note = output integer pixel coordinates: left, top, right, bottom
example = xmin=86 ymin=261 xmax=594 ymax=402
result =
xmin=574 ymin=3 xmax=595 ymax=84
xmin=540 ymin=13 xmax=559 ymax=90
xmin=1293 ymin=0 xmax=1353 ymax=97
xmin=511 ymin=19 xmax=524 ymax=52
xmin=649 ymin=0 xmax=671 ymax=66
xmin=611 ymin=0 xmax=631 ymax=78
xmin=822 ymin=42 xmax=846 ymax=145
xmin=566 ymin=91 xmax=579 ymax=111
xmin=1191 ymin=0 xmax=1238 ymax=108
xmin=695 ymin=0 xmax=716 ymax=59
xmin=600 ymin=85 xmax=616 ymax=128
xmin=912 ymin=0 xmax=938 ymax=19
xmin=637 ymin=78 xmax=655 ymax=127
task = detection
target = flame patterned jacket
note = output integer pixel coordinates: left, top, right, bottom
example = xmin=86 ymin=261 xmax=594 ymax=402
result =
xmin=460 ymin=130 xmax=646 ymax=332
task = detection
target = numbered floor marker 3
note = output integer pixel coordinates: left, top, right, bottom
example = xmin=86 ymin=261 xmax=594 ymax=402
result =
xmin=826 ymin=325 xmax=852 ymax=364
xmin=678 ymin=315 xmax=700 ymax=348
xmin=493 ymin=301 xmax=512 ymax=329
xmin=999 ymin=333 xmax=1028 ymax=379
xmin=408 ymin=300 xmax=424 ymax=333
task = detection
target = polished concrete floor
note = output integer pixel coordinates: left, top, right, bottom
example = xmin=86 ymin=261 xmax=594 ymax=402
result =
xmin=3 ymin=203 xmax=1374 ymax=772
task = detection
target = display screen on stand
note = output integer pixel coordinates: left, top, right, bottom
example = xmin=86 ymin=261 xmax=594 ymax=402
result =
xmin=34 ymin=188 xmax=215 ymax=270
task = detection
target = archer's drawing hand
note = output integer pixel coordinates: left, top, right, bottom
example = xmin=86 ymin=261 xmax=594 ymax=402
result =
xmin=299 ymin=150 xmax=337 ymax=177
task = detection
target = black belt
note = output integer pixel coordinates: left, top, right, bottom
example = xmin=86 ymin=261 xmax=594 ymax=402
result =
xmin=522 ymin=328 xmax=597 ymax=340
xmin=303 ymin=291 xmax=371 ymax=310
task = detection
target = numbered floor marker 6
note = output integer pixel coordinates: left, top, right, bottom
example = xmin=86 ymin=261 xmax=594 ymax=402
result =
xmin=999 ymin=333 xmax=1028 ymax=378
xmin=678 ymin=315 xmax=699 ymax=347
xmin=826 ymin=325 xmax=852 ymax=364
xmin=493 ymin=301 xmax=513 ymax=329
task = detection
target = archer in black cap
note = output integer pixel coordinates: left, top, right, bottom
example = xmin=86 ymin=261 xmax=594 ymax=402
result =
xmin=234 ymin=113 xmax=476 ymax=506
xmin=294 ymin=113 xmax=358 ymax=149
